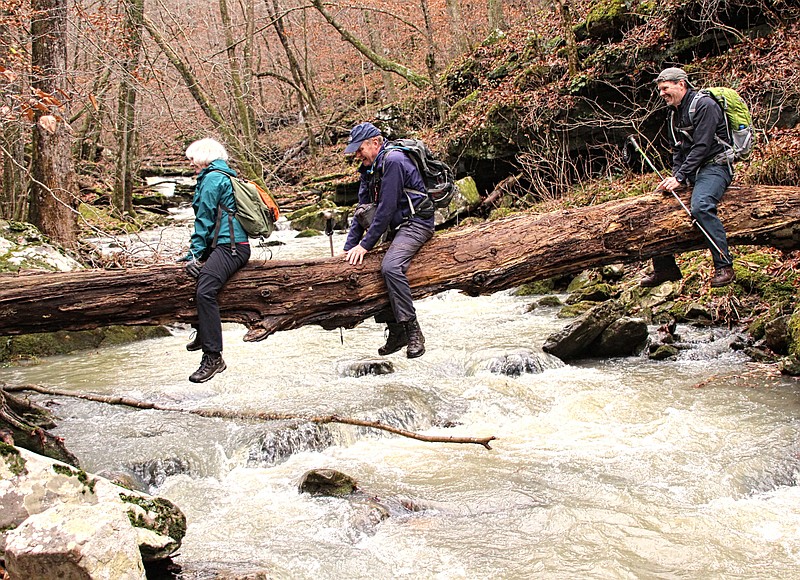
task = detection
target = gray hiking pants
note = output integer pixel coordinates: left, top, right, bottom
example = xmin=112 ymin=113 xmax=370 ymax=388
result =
xmin=377 ymin=220 xmax=434 ymax=324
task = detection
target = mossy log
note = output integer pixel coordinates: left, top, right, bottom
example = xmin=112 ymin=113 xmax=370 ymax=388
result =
xmin=0 ymin=185 xmax=798 ymax=341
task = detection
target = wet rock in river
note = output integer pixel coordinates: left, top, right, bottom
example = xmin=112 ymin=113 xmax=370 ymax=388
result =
xmin=299 ymin=468 xmax=359 ymax=497
xmin=337 ymin=358 xmax=395 ymax=377
xmin=590 ymin=317 xmax=648 ymax=357
xmin=764 ymin=314 xmax=791 ymax=355
xmin=467 ymin=348 xmax=565 ymax=377
xmin=542 ymin=300 xmax=624 ymax=361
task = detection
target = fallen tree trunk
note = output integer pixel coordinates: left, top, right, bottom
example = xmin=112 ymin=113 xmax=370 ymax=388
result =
xmin=1 ymin=185 xmax=798 ymax=340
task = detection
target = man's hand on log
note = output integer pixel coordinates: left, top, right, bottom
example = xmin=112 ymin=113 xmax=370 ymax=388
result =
xmin=346 ymin=245 xmax=368 ymax=265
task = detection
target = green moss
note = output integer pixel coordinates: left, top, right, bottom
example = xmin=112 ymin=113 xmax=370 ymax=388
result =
xmin=558 ymin=302 xmax=598 ymax=318
xmin=488 ymin=207 xmax=518 ymax=221
xmin=1 ymin=442 xmax=27 ymax=476
xmin=0 ymin=326 xmax=171 ymax=364
xmin=295 ymin=229 xmax=322 ymax=238
xmin=788 ymin=309 xmax=800 ymax=357
xmin=514 ymin=280 xmax=555 ymax=296
xmin=52 ymin=464 xmax=96 ymax=494
xmin=121 ymin=494 xmax=187 ymax=542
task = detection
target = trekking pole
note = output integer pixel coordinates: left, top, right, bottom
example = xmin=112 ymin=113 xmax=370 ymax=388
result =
xmin=324 ymin=211 xmax=335 ymax=258
xmin=324 ymin=211 xmax=344 ymax=345
xmin=626 ymin=135 xmax=725 ymax=258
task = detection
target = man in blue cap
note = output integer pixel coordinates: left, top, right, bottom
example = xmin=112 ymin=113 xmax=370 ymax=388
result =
xmin=342 ymin=122 xmax=435 ymax=358
xmin=640 ymin=66 xmax=735 ymax=288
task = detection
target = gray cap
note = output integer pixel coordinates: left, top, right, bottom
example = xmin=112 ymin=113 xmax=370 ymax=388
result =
xmin=655 ymin=67 xmax=694 ymax=87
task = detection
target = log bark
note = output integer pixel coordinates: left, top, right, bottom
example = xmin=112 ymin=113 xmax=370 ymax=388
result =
xmin=1 ymin=185 xmax=798 ymax=340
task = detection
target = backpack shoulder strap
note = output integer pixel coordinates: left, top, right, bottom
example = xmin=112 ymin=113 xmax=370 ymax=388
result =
xmin=206 ymin=170 xmax=237 ymax=254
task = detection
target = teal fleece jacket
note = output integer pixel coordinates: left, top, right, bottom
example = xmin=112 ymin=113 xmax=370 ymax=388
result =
xmin=185 ymin=159 xmax=249 ymax=261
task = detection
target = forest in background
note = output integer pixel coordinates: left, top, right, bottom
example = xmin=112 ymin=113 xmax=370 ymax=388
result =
xmin=1 ymin=0 xmax=799 ymax=254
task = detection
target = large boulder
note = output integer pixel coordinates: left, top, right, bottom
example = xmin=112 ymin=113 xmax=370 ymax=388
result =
xmin=542 ymin=300 xmax=623 ymax=361
xmin=591 ymin=316 xmax=649 ymax=357
xmin=435 ymin=176 xmax=480 ymax=225
xmin=0 ymin=445 xmax=186 ymax=566
xmin=5 ymin=502 xmax=146 ymax=579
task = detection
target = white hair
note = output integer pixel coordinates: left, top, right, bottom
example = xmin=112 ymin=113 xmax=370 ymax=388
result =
xmin=185 ymin=138 xmax=229 ymax=165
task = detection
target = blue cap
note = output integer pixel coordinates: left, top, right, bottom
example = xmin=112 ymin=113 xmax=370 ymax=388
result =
xmin=344 ymin=122 xmax=381 ymax=154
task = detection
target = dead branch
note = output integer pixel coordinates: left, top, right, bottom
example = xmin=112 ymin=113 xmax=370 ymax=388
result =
xmin=2 ymin=384 xmax=497 ymax=450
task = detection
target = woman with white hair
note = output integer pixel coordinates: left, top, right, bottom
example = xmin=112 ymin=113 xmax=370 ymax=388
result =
xmin=178 ymin=138 xmax=250 ymax=382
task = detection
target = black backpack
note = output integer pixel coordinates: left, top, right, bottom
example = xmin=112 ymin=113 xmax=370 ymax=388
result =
xmin=384 ymin=139 xmax=456 ymax=209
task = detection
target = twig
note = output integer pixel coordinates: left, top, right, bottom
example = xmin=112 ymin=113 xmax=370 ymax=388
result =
xmin=3 ymin=384 xmax=496 ymax=450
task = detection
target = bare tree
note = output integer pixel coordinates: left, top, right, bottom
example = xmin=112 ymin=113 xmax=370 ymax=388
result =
xmin=309 ymin=0 xmax=431 ymax=89
xmin=0 ymin=4 xmax=28 ymax=221
xmin=445 ymin=0 xmax=470 ymax=55
xmin=363 ymin=9 xmax=396 ymax=102
xmin=113 ymin=0 xmax=145 ymax=217
xmin=554 ymin=0 xmax=578 ymax=78
xmin=488 ymin=0 xmax=508 ymax=32
xmin=29 ymin=0 xmax=78 ymax=247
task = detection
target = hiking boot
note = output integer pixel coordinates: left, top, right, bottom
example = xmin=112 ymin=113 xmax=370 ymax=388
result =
xmin=639 ymin=269 xmax=683 ymax=288
xmin=189 ymin=353 xmax=226 ymax=383
xmin=378 ymin=322 xmax=408 ymax=356
xmin=404 ymin=318 xmax=426 ymax=359
xmin=711 ymin=266 xmax=735 ymax=287
xmin=186 ymin=332 xmax=202 ymax=352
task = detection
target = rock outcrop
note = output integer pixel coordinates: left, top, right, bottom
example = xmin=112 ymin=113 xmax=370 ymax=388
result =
xmin=1 ymin=444 xmax=186 ymax=578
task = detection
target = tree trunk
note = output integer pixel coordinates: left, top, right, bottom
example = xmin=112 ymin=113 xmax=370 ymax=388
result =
xmin=113 ymin=0 xmax=145 ymax=217
xmin=445 ymin=0 xmax=470 ymax=56
xmin=29 ymin=0 xmax=78 ymax=248
xmin=0 ymin=3 xmax=28 ymax=221
xmin=488 ymin=0 xmax=507 ymax=32
xmin=1 ymin=186 xmax=798 ymax=339
xmin=419 ymin=0 xmax=446 ymax=121
xmin=554 ymin=0 xmax=579 ymax=78
xmin=363 ymin=9 xmax=397 ymax=102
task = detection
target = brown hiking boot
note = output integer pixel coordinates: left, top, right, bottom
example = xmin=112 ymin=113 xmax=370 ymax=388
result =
xmin=639 ymin=269 xmax=683 ymax=288
xmin=710 ymin=266 xmax=735 ymax=287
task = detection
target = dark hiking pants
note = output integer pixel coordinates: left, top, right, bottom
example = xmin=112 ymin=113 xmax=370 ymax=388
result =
xmin=195 ymin=243 xmax=250 ymax=355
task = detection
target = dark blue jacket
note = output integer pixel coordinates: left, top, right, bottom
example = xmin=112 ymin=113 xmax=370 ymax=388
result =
xmin=669 ymin=88 xmax=730 ymax=184
xmin=344 ymin=145 xmax=434 ymax=251
xmin=186 ymin=159 xmax=249 ymax=260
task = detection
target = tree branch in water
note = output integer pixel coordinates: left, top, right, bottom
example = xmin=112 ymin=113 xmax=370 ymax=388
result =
xmin=2 ymin=384 xmax=497 ymax=450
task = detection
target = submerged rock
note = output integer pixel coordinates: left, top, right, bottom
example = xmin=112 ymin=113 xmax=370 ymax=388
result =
xmin=299 ymin=468 xmax=358 ymax=497
xmin=337 ymin=358 xmax=395 ymax=377
xmin=467 ymin=348 xmax=565 ymax=377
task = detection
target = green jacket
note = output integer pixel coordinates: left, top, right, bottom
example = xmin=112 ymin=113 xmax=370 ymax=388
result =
xmin=186 ymin=159 xmax=249 ymax=260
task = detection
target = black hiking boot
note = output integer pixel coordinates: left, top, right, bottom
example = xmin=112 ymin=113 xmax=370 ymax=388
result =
xmin=186 ymin=331 xmax=202 ymax=352
xmin=189 ymin=353 xmax=226 ymax=383
xmin=404 ymin=318 xmax=426 ymax=359
xmin=378 ymin=322 xmax=408 ymax=356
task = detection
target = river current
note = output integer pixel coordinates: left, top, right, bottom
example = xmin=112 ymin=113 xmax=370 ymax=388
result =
xmin=3 ymin=222 xmax=800 ymax=578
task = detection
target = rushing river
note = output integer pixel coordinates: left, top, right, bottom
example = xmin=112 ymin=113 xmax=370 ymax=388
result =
xmin=3 ymin=225 xmax=800 ymax=578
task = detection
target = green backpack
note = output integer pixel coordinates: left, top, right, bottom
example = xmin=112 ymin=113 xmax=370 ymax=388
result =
xmin=210 ymin=170 xmax=280 ymax=248
xmin=689 ymin=87 xmax=754 ymax=162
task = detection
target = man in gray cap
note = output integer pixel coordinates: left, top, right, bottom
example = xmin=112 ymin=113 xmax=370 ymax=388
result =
xmin=640 ymin=66 xmax=736 ymax=288
xmin=342 ymin=122 xmax=435 ymax=358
